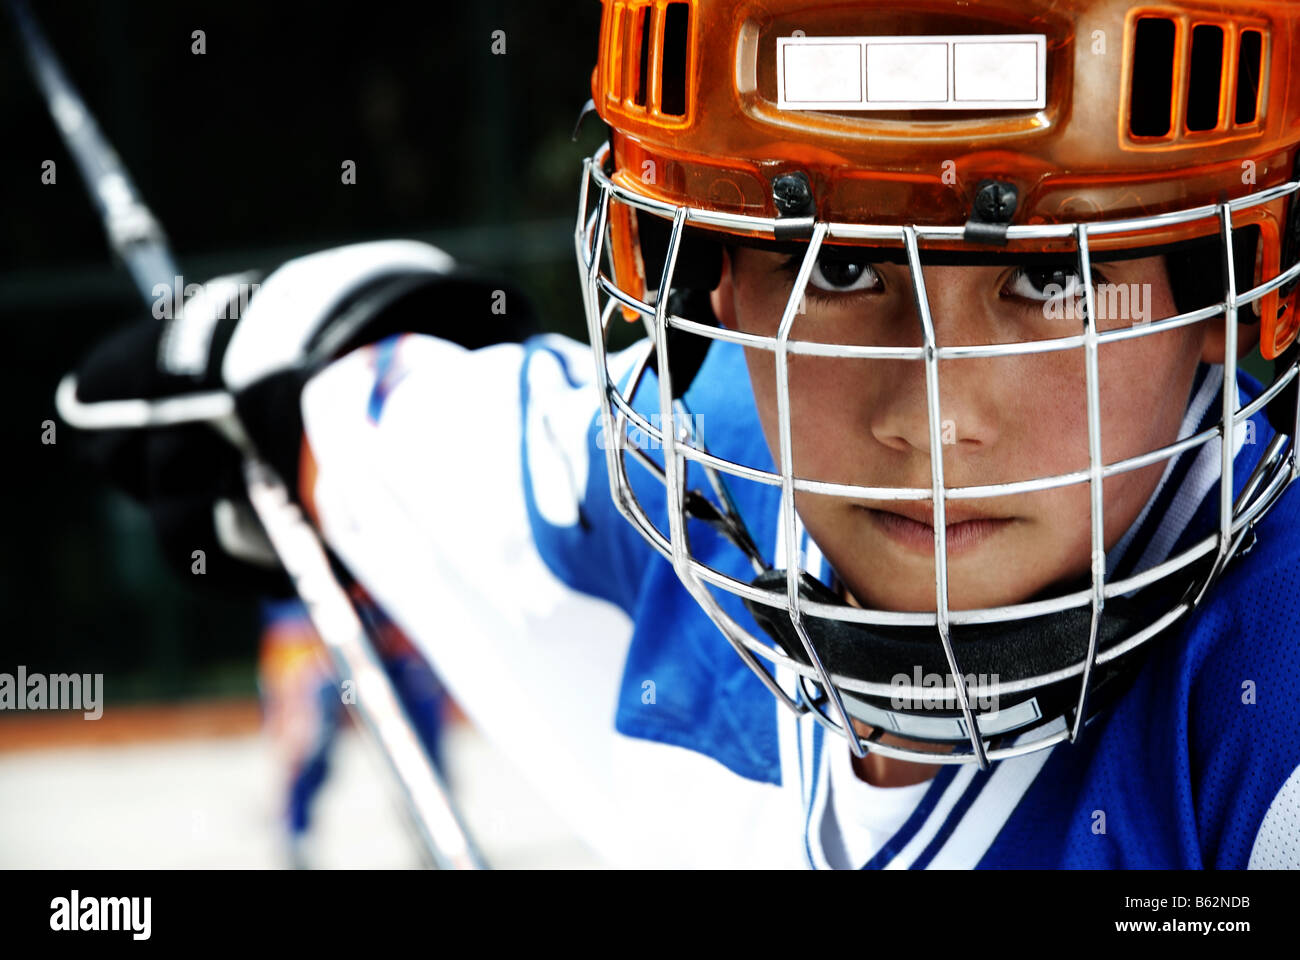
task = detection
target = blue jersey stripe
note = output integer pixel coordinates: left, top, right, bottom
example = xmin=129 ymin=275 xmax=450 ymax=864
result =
xmin=858 ymin=765 xmax=961 ymax=870
xmin=803 ymin=723 xmax=825 ymax=868
xmin=908 ymin=768 xmax=995 ymax=869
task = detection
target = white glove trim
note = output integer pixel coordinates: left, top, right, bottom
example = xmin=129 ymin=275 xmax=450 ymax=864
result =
xmin=222 ymin=240 xmax=454 ymax=392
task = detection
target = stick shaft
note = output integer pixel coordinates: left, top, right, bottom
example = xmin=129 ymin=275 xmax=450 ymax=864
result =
xmin=7 ymin=0 xmax=175 ymax=300
xmin=244 ymin=463 xmax=484 ymax=870
xmin=12 ymin=0 xmax=482 ymax=868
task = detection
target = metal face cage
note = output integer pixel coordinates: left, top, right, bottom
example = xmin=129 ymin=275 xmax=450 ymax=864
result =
xmin=576 ymin=141 xmax=1300 ymax=769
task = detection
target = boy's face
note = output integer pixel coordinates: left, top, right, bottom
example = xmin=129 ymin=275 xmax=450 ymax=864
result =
xmin=710 ymin=245 xmax=1251 ymax=613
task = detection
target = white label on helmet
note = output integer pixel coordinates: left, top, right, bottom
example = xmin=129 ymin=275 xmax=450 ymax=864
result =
xmin=776 ymin=34 xmax=1046 ymax=111
xmin=779 ymin=42 xmax=863 ymax=104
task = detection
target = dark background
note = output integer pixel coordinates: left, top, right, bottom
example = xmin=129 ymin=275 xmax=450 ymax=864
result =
xmin=3 ymin=1 xmax=606 ymax=700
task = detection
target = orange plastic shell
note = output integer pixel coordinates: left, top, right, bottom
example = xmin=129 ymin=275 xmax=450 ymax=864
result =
xmin=591 ymin=0 xmax=1300 ymax=354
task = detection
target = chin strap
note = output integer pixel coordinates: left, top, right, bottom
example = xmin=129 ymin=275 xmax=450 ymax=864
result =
xmin=742 ymin=551 xmax=1218 ymax=745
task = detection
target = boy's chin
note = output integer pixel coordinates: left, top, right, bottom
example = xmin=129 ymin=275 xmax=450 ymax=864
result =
xmin=838 ymin=558 xmax=1088 ymax=614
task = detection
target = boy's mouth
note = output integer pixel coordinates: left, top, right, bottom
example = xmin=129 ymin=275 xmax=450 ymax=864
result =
xmin=861 ymin=504 xmax=1016 ymax=557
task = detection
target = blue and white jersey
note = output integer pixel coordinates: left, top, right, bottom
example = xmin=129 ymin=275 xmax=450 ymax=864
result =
xmin=300 ymin=329 xmax=1300 ymax=869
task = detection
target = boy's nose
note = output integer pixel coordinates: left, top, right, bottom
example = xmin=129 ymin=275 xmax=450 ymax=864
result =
xmin=866 ymin=270 xmax=1004 ymax=459
xmin=867 ymin=353 xmax=1001 ymax=458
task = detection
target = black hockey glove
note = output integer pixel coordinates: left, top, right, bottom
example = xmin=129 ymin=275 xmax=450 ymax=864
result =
xmin=64 ymin=240 xmax=538 ymax=594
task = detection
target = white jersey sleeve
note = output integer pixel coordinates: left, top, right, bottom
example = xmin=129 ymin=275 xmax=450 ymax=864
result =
xmin=299 ymin=331 xmax=800 ymax=867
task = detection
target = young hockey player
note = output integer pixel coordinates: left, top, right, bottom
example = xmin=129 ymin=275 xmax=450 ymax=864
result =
xmin=64 ymin=0 xmax=1300 ymax=868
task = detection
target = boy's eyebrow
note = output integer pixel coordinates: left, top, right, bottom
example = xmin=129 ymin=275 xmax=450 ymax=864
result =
xmin=770 ymin=246 xmax=1100 ymax=274
xmin=726 ymin=230 xmax=1229 ymax=268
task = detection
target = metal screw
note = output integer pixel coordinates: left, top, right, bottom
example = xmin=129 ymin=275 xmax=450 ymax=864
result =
xmin=772 ymin=171 xmax=814 ymax=217
xmin=972 ymin=179 xmax=1018 ymax=223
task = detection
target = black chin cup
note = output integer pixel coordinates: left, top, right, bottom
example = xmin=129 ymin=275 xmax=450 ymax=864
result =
xmin=742 ymin=566 xmax=1206 ymax=745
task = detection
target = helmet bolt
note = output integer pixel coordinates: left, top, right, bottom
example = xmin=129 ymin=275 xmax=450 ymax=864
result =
xmin=772 ymin=172 xmax=814 ymax=218
xmin=972 ymin=179 xmax=1019 ymax=224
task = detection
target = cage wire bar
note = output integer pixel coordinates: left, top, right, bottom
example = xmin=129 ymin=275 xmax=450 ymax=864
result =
xmin=1070 ymin=223 xmax=1105 ymax=746
xmin=773 ymin=221 xmax=872 ymax=759
xmin=578 ymin=162 xmax=806 ymax=715
xmin=576 ymin=141 xmax=1300 ymax=766
xmin=901 ymin=223 xmax=989 ymax=763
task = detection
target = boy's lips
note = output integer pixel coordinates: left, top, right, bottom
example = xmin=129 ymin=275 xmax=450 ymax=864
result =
xmin=859 ymin=503 xmax=1016 ymax=556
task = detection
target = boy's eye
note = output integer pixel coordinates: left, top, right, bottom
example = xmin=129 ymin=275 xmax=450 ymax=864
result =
xmin=807 ymin=257 xmax=882 ymax=294
xmin=1003 ymin=265 xmax=1098 ymax=303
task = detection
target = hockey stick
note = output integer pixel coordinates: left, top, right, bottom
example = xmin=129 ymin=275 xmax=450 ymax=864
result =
xmin=10 ymin=0 xmax=484 ymax=870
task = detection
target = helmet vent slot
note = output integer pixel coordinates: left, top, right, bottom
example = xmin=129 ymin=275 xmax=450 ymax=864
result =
xmin=610 ymin=2 xmax=692 ymax=120
xmin=1129 ymin=16 xmax=1176 ymax=137
xmin=632 ymin=6 xmax=652 ymax=107
xmin=1186 ymin=24 xmax=1224 ymax=131
xmin=1126 ymin=16 xmax=1267 ymax=141
xmin=660 ymin=3 xmax=690 ymax=117
xmin=1234 ymin=29 xmax=1262 ymax=124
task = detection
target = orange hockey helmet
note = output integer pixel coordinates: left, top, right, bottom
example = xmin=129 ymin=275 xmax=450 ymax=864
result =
xmin=575 ymin=0 xmax=1300 ymax=767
